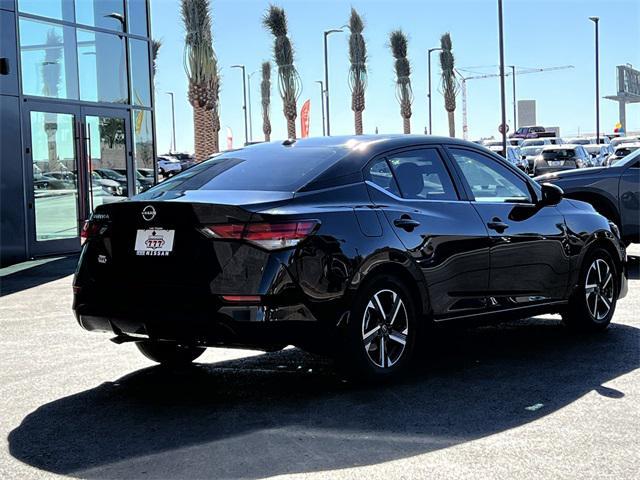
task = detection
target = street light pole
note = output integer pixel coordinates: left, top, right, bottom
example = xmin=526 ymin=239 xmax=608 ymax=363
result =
xmin=231 ymin=64 xmax=248 ymax=145
xmin=315 ymin=80 xmax=326 ymax=136
xmin=428 ymin=47 xmax=442 ymax=135
xmin=247 ymin=71 xmax=257 ymax=143
xmin=498 ymin=0 xmax=507 ymax=154
xmin=589 ymin=16 xmax=600 ymax=143
xmin=509 ymin=65 xmax=517 ymax=129
xmin=323 ymin=28 xmax=342 ymax=136
xmin=166 ymin=91 xmax=176 ymax=153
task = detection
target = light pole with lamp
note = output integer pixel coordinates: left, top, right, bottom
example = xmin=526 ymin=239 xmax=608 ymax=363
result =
xmin=427 ymin=47 xmax=442 ymax=135
xmin=247 ymin=70 xmax=257 ymax=143
xmin=231 ymin=64 xmax=248 ymax=145
xmin=498 ymin=0 xmax=508 ymax=154
xmin=323 ymin=28 xmax=343 ymax=136
xmin=589 ymin=16 xmax=600 ymax=143
xmin=165 ymin=92 xmax=176 ymax=153
xmin=315 ymin=80 xmax=326 ymax=136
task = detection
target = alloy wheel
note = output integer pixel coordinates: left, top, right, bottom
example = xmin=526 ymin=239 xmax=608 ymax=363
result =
xmin=584 ymin=258 xmax=615 ymax=321
xmin=361 ymin=289 xmax=409 ymax=368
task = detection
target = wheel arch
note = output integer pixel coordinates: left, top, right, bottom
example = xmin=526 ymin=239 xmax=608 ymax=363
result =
xmin=573 ymin=232 xmax=624 ymax=297
xmin=564 ymin=190 xmax=621 ymax=227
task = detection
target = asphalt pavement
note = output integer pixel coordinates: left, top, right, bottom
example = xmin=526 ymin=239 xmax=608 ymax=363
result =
xmin=1 ymin=247 xmax=639 ymax=479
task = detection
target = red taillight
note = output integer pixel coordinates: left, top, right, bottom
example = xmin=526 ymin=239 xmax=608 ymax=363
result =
xmin=222 ymin=295 xmax=261 ymax=303
xmin=81 ymin=220 xmax=99 ymax=245
xmin=203 ymin=221 xmax=318 ymax=250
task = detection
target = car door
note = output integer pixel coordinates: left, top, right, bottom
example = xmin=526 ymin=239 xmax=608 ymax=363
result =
xmin=446 ymin=146 xmax=570 ymax=309
xmin=364 ymin=146 xmax=491 ymax=319
xmin=619 ymin=156 xmax=640 ymax=241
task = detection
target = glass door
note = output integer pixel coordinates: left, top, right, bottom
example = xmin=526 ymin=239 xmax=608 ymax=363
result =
xmin=23 ymin=102 xmax=134 ymax=257
xmin=23 ymin=101 xmax=82 ymax=256
xmin=81 ymin=107 xmax=132 ymax=212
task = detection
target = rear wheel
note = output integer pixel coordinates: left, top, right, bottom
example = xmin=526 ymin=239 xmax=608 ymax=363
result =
xmin=563 ymin=248 xmax=617 ymax=331
xmin=341 ymin=276 xmax=419 ymax=381
xmin=136 ymin=341 xmax=205 ymax=365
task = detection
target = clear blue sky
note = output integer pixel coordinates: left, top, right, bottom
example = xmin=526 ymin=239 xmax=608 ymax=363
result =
xmin=150 ymin=0 xmax=640 ymax=153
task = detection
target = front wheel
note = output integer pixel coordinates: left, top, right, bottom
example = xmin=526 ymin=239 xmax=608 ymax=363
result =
xmin=563 ymin=248 xmax=618 ymax=331
xmin=341 ymin=276 xmax=419 ymax=381
xmin=136 ymin=341 xmax=205 ymax=365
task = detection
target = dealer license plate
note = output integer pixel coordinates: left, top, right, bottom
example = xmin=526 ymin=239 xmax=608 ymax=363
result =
xmin=548 ymin=160 xmax=563 ymax=167
xmin=134 ymin=228 xmax=175 ymax=256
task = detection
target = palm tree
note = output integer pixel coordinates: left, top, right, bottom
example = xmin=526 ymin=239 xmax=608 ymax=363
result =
xmin=182 ymin=0 xmax=219 ymax=161
xmin=440 ymin=32 xmax=458 ymax=137
xmin=389 ymin=30 xmax=413 ymax=134
xmin=263 ymin=5 xmax=301 ymax=139
xmin=261 ymin=61 xmax=272 ymax=142
xmin=348 ymin=8 xmax=367 ymax=135
xmin=151 ymin=39 xmax=162 ymax=77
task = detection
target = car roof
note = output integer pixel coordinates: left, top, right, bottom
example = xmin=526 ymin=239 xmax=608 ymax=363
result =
xmin=615 ymin=142 xmax=640 ymax=149
xmin=542 ymin=144 xmax=579 ymax=150
xmin=218 ymin=135 xmax=476 ymax=191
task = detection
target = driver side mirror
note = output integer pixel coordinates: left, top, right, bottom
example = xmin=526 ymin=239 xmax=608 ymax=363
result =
xmin=539 ymin=183 xmax=563 ymax=206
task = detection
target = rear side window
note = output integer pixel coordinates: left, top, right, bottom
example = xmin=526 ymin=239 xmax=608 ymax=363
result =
xmin=386 ymin=149 xmax=458 ymax=201
xmin=366 ymin=158 xmax=400 ymax=196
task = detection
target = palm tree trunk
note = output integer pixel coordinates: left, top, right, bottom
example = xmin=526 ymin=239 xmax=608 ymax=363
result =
xmin=403 ymin=116 xmax=411 ymax=134
xmin=265 ymin=132 xmax=271 ymax=142
xmin=286 ymin=117 xmax=296 ymax=139
xmin=193 ymin=106 xmax=214 ymax=162
xmin=354 ymin=110 xmax=363 ymax=135
xmin=447 ymin=111 xmax=455 ymax=137
xmin=211 ymin=110 xmax=220 ymax=154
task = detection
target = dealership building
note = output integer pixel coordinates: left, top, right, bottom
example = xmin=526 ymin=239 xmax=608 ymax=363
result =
xmin=1 ymin=0 xmax=156 ymax=266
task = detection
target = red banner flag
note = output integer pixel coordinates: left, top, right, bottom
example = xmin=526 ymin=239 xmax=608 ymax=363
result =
xmin=226 ymin=127 xmax=233 ymax=150
xmin=300 ymin=99 xmax=311 ymax=138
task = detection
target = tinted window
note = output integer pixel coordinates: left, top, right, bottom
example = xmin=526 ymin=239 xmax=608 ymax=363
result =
xmin=366 ymin=158 xmax=400 ymax=196
xmin=386 ymin=149 xmax=458 ymax=201
xmin=127 ymin=0 xmax=149 ymax=36
xmin=137 ymin=147 xmax=345 ymax=195
xmin=77 ymin=29 xmax=128 ymax=103
xmin=75 ymin=0 xmax=125 ymax=32
xmin=450 ymin=148 xmax=531 ymax=203
xmin=129 ymin=39 xmax=151 ymax=106
xmin=542 ymin=149 xmax=577 ymax=159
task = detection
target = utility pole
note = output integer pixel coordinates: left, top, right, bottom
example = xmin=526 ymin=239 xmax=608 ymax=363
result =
xmin=428 ymin=47 xmax=442 ymax=135
xmin=231 ymin=64 xmax=248 ymax=145
xmin=589 ymin=16 xmax=600 ymax=142
xmin=509 ymin=65 xmax=517 ymax=129
xmin=247 ymin=71 xmax=257 ymax=142
xmin=315 ymin=80 xmax=326 ymax=136
xmin=323 ymin=28 xmax=342 ymax=136
xmin=166 ymin=91 xmax=176 ymax=153
xmin=498 ymin=0 xmax=507 ymax=154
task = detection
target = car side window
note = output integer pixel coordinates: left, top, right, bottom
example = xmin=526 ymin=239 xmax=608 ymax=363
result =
xmin=449 ymin=148 xmax=533 ymax=203
xmin=386 ymin=149 xmax=458 ymax=201
xmin=365 ymin=158 xmax=400 ymax=196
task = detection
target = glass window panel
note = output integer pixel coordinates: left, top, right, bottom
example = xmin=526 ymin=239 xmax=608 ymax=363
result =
xmin=127 ymin=0 xmax=149 ymax=36
xmin=86 ymin=115 xmax=129 ymax=207
xmin=18 ymin=0 xmax=74 ymax=22
xmin=30 ymin=111 xmax=79 ymax=240
xmin=132 ymin=109 xmax=155 ymax=193
xmin=365 ymin=158 xmax=400 ymax=196
xmin=387 ymin=149 xmax=458 ymax=200
xmin=75 ymin=0 xmax=125 ymax=32
xmin=129 ymin=38 xmax=151 ymax=107
xmin=77 ymin=29 xmax=128 ymax=103
xmin=19 ymin=18 xmax=79 ymax=99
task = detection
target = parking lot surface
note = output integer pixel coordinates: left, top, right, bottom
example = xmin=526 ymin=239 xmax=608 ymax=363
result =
xmin=1 ymin=247 xmax=639 ymax=479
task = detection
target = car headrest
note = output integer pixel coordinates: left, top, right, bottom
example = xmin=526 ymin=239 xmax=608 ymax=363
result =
xmin=395 ymin=163 xmax=423 ymax=198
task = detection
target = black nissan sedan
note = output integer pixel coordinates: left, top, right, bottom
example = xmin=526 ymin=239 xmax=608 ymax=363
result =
xmin=74 ymin=135 xmax=628 ymax=380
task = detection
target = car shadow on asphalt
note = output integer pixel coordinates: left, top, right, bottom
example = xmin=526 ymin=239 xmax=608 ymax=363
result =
xmin=0 ymin=255 xmax=78 ymax=297
xmin=8 ymin=317 xmax=640 ymax=479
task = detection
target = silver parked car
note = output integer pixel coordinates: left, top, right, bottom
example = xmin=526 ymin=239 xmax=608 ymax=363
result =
xmin=533 ymin=145 xmax=591 ymax=176
xmin=583 ymin=144 xmax=612 ymax=166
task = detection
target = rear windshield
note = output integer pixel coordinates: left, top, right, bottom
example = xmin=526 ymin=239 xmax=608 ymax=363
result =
xmin=542 ymin=149 xmax=576 ymax=159
xmin=567 ymin=138 xmax=589 ymax=145
xmin=521 ymin=146 xmax=543 ymax=156
xmin=523 ymin=140 xmax=544 ymax=146
xmin=136 ymin=146 xmax=344 ymax=196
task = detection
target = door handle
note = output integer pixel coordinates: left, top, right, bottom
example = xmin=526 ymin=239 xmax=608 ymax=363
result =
xmin=487 ymin=218 xmax=509 ymax=233
xmin=394 ymin=216 xmax=421 ymax=231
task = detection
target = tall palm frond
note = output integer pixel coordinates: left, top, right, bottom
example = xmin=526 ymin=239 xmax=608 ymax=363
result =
xmin=440 ymin=32 xmax=459 ymax=137
xmin=181 ymin=0 xmax=219 ymax=158
xmin=261 ymin=61 xmax=272 ymax=141
xmin=348 ymin=8 xmax=367 ymax=135
xmin=151 ymin=39 xmax=162 ymax=77
xmin=389 ymin=30 xmax=413 ymax=134
xmin=263 ymin=4 xmax=301 ymax=139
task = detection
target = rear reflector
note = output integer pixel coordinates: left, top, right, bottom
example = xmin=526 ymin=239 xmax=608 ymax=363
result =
xmin=204 ymin=220 xmax=318 ymax=250
xmin=222 ymin=295 xmax=261 ymax=303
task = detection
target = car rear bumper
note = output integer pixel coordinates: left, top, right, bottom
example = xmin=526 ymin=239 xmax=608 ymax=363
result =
xmin=73 ymin=300 xmax=326 ymax=349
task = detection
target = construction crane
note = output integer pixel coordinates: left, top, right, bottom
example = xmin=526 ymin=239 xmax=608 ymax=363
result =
xmin=454 ymin=65 xmax=574 ymax=139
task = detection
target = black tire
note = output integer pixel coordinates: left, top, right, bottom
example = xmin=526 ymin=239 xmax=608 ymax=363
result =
xmin=563 ymin=247 xmax=618 ymax=332
xmin=340 ymin=275 xmax=420 ymax=381
xmin=136 ymin=341 xmax=205 ymax=365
